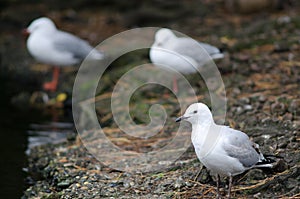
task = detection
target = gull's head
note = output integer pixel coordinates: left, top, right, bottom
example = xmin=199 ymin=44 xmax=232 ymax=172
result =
xmin=175 ymin=103 xmax=213 ymax=125
xmin=154 ymin=28 xmax=176 ymax=47
xmin=25 ymin=17 xmax=57 ymax=35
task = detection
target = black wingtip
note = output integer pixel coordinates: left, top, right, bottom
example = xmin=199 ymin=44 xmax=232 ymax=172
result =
xmin=264 ymin=154 xmax=284 ymax=163
xmin=255 ymin=154 xmax=286 ymax=171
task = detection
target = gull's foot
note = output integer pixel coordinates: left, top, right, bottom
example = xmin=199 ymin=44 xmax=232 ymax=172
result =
xmin=43 ymin=81 xmax=57 ymax=92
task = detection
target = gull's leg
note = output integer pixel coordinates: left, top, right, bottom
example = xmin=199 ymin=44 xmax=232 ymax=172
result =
xmin=227 ymin=175 xmax=233 ymax=199
xmin=193 ymin=163 xmax=203 ymax=181
xmin=43 ymin=66 xmax=60 ymax=92
xmin=216 ymin=174 xmax=221 ymax=199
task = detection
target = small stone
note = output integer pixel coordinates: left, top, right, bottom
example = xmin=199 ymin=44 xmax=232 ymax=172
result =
xmin=66 ymin=132 xmax=76 ymax=141
xmin=107 ymin=187 xmax=115 ymax=193
xmin=286 ymin=178 xmax=298 ymax=189
xmin=57 ymin=180 xmax=71 ymax=188
xmin=261 ymin=134 xmax=271 ymax=139
xmin=240 ymin=97 xmax=250 ymax=104
xmin=81 ymin=186 xmax=88 ymax=190
xmin=283 ymin=112 xmax=293 ymax=120
xmin=232 ymin=88 xmax=241 ymax=95
xmin=258 ymin=95 xmax=266 ymax=102
xmin=129 ymin=181 xmax=135 ymax=186
xmin=236 ymin=106 xmax=243 ymax=114
xmin=244 ymin=104 xmax=252 ymax=111
xmin=261 ymin=117 xmax=271 ymax=123
xmin=245 ymin=169 xmax=265 ymax=181
xmin=271 ymin=102 xmax=286 ymax=115
xmin=185 ymin=181 xmax=193 ymax=187
xmin=253 ymin=192 xmax=261 ymax=198
xmin=278 ymin=141 xmax=288 ymax=149
xmin=289 ymin=99 xmax=300 ymax=114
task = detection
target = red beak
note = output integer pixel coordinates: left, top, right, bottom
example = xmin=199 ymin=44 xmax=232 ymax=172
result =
xmin=22 ymin=28 xmax=30 ymax=37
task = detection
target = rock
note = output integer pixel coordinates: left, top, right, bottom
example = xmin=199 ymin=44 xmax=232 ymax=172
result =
xmin=57 ymin=180 xmax=71 ymax=188
xmin=245 ymin=169 xmax=266 ymax=182
xmin=285 ymin=178 xmax=298 ymax=189
xmin=174 ymin=177 xmax=185 ymax=189
xmin=289 ymin=99 xmax=300 ymax=115
xmin=272 ymin=159 xmax=288 ymax=172
xmin=244 ymin=104 xmax=253 ymax=111
xmin=271 ymin=101 xmax=286 ymax=116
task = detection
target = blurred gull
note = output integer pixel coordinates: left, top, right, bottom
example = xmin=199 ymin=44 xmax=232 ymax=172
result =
xmin=23 ymin=17 xmax=104 ymax=92
xmin=150 ymin=28 xmax=224 ymax=92
xmin=176 ymin=103 xmax=276 ymax=198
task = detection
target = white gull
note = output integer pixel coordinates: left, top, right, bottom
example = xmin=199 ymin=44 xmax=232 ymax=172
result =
xmin=150 ymin=28 xmax=224 ymax=73
xmin=23 ymin=17 xmax=104 ymax=91
xmin=176 ymin=103 xmax=276 ymax=198
xmin=150 ymin=28 xmax=223 ymax=92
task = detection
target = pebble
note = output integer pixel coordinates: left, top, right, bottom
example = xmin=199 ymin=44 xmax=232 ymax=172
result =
xmin=258 ymin=95 xmax=266 ymax=102
xmin=57 ymin=180 xmax=71 ymax=188
xmin=271 ymin=101 xmax=286 ymax=115
xmin=261 ymin=134 xmax=271 ymax=139
xmin=289 ymin=99 xmax=300 ymax=113
xmin=244 ymin=104 xmax=253 ymax=111
xmin=285 ymin=178 xmax=298 ymax=189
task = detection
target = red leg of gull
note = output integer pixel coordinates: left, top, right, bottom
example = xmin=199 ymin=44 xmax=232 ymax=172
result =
xmin=43 ymin=66 xmax=60 ymax=92
xmin=172 ymin=76 xmax=178 ymax=93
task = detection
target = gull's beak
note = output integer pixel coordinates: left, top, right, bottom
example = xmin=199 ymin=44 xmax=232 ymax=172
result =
xmin=22 ymin=28 xmax=30 ymax=37
xmin=175 ymin=116 xmax=189 ymax=122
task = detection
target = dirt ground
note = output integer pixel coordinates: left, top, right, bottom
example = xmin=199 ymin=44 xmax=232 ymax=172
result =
xmin=1 ymin=0 xmax=299 ymax=198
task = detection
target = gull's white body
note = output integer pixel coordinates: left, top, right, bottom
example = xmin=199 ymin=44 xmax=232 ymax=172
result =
xmin=150 ymin=28 xmax=224 ymax=74
xmin=176 ymin=103 xmax=274 ymax=198
xmin=26 ymin=17 xmax=103 ymax=66
xmin=179 ymin=103 xmax=269 ymax=176
xmin=192 ymin=123 xmax=258 ymax=177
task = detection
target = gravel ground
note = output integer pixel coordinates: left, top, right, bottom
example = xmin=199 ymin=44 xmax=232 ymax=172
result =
xmin=1 ymin=0 xmax=299 ymax=198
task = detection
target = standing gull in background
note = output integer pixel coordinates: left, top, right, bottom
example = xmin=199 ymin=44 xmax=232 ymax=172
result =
xmin=176 ymin=103 xmax=277 ymax=198
xmin=150 ymin=28 xmax=224 ymax=92
xmin=23 ymin=17 xmax=104 ymax=92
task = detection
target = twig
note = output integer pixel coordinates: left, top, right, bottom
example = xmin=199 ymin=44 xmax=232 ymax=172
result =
xmin=233 ymin=165 xmax=299 ymax=193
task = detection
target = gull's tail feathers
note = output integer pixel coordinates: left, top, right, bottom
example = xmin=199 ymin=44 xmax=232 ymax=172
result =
xmin=88 ymin=49 xmax=105 ymax=60
xmin=255 ymin=154 xmax=284 ymax=169
xmin=253 ymin=142 xmax=284 ymax=169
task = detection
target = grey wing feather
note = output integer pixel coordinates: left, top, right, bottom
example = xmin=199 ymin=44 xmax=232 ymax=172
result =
xmin=53 ymin=30 xmax=94 ymax=60
xmin=171 ymin=38 xmax=221 ymax=64
xmin=171 ymin=38 xmax=209 ymax=63
xmin=198 ymin=42 xmax=222 ymax=55
xmin=222 ymin=127 xmax=260 ymax=168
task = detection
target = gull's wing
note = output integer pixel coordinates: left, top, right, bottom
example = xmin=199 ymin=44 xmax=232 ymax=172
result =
xmin=170 ymin=37 xmax=222 ymax=65
xmin=198 ymin=42 xmax=224 ymax=59
xmin=221 ymin=127 xmax=260 ymax=168
xmin=53 ymin=30 xmax=99 ymax=60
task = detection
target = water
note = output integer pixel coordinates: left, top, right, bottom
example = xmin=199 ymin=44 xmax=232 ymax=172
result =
xmin=0 ymin=90 xmax=37 ymax=197
xmin=0 ymin=76 xmax=74 ymax=198
xmin=27 ymin=121 xmax=74 ymax=155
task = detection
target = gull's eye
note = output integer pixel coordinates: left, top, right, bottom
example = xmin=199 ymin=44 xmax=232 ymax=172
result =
xmin=193 ymin=110 xmax=197 ymax=114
